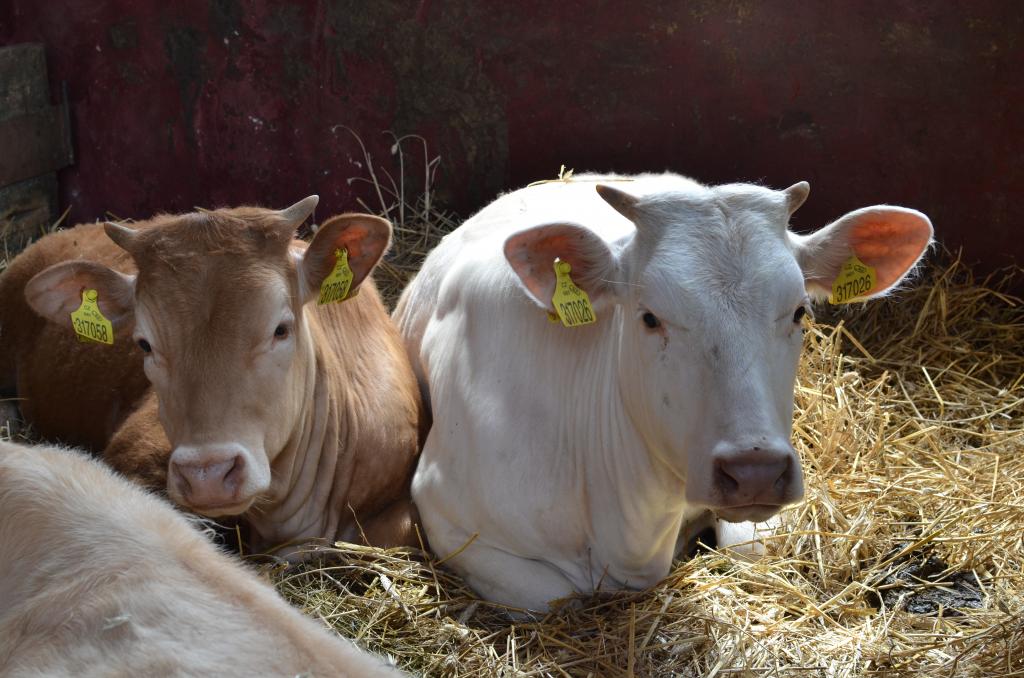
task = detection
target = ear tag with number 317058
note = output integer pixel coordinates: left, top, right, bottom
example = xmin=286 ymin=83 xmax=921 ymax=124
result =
xmin=548 ymin=259 xmax=597 ymax=327
xmin=318 ymin=248 xmax=356 ymax=305
xmin=70 ymin=289 xmax=114 ymax=345
xmin=829 ymin=254 xmax=877 ymax=305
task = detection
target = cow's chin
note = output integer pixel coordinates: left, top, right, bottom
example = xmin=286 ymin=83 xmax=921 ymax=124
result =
xmin=187 ymin=497 xmax=256 ymax=518
xmin=713 ymin=504 xmax=782 ymax=523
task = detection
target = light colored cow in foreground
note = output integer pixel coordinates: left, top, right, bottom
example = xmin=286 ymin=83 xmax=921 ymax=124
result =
xmin=0 ymin=199 xmax=421 ymax=551
xmin=0 ymin=440 xmax=406 ymax=677
xmin=396 ymin=174 xmax=932 ymax=610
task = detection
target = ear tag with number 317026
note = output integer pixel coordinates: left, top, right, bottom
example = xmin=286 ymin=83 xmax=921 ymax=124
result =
xmin=70 ymin=289 xmax=114 ymax=345
xmin=318 ymin=248 xmax=356 ymax=305
xmin=548 ymin=259 xmax=596 ymax=327
xmin=829 ymin=254 xmax=877 ymax=305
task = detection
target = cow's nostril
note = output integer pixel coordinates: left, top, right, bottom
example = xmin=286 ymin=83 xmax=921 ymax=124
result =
xmin=173 ymin=465 xmax=193 ymax=496
xmin=714 ymin=450 xmax=792 ymax=505
xmin=714 ymin=459 xmax=740 ymax=493
xmin=775 ymin=458 xmax=791 ymax=489
xmin=222 ymin=456 xmax=245 ymax=491
xmin=168 ymin=453 xmax=246 ymax=507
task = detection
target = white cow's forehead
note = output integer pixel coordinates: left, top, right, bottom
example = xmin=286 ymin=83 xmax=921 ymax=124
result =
xmin=638 ymin=244 xmax=804 ymax=322
xmin=631 ymin=189 xmax=804 ymax=316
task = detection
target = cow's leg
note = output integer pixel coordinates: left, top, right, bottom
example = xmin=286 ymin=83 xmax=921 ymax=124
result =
xmin=102 ymin=393 xmax=170 ymax=494
xmin=674 ymin=510 xmax=717 ymax=558
xmin=674 ymin=512 xmax=776 ymax=561
xmin=714 ymin=518 xmax=780 ymax=560
xmin=455 ymin=543 xmax=578 ymax=614
xmin=361 ymin=498 xmax=422 ymax=549
xmin=428 ymin=522 xmax=577 ymax=612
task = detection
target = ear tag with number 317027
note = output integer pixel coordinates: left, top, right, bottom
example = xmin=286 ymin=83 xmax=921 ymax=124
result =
xmin=548 ymin=259 xmax=597 ymax=327
xmin=828 ymin=254 xmax=877 ymax=305
xmin=318 ymin=248 xmax=356 ymax=305
xmin=70 ymin=289 xmax=114 ymax=345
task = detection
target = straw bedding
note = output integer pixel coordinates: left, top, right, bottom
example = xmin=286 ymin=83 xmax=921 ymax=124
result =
xmin=271 ymin=254 xmax=1024 ymax=678
xmin=1 ymin=154 xmax=1020 ymax=676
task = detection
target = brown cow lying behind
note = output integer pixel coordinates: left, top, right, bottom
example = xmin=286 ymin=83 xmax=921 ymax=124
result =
xmin=0 ymin=440 xmax=407 ymax=677
xmin=0 ymin=198 xmax=422 ymax=552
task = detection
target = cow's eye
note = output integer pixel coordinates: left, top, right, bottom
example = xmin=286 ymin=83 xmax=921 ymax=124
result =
xmin=642 ymin=312 xmax=661 ymax=329
xmin=793 ymin=306 xmax=808 ymax=324
xmin=137 ymin=338 xmax=152 ymax=354
xmin=274 ymin=324 xmax=290 ymax=340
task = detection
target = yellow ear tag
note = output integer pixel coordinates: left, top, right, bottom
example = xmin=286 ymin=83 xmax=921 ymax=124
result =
xmin=828 ymin=254 xmax=877 ymax=305
xmin=70 ymin=289 xmax=114 ymax=345
xmin=318 ymin=248 xmax=355 ymax=305
xmin=550 ymin=259 xmax=597 ymax=327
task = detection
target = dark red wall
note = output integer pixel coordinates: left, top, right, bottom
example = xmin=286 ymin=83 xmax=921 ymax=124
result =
xmin=2 ymin=1 xmax=1021 ymax=276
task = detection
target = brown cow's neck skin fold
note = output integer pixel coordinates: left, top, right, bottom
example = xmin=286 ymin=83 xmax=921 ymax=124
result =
xmin=248 ymin=343 xmax=340 ymax=550
xmin=245 ymin=281 xmax=420 ymax=553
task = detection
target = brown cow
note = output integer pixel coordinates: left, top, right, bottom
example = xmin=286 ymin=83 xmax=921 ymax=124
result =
xmin=0 ymin=198 xmax=422 ymax=551
xmin=0 ymin=439 xmax=408 ymax=677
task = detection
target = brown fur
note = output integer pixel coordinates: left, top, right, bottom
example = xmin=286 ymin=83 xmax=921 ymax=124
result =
xmin=0 ymin=206 xmax=423 ymax=550
xmin=102 ymin=392 xmax=168 ymax=493
xmin=0 ymin=222 xmax=149 ymax=450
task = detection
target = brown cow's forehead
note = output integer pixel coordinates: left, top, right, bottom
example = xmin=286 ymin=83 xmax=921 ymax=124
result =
xmin=128 ymin=208 xmax=299 ymax=340
xmin=130 ymin=208 xmax=295 ymax=265
xmin=137 ymin=258 xmax=292 ymax=341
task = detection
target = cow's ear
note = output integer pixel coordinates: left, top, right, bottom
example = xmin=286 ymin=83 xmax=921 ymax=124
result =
xmin=504 ymin=223 xmax=618 ymax=313
xmin=789 ymin=206 xmax=933 ymax=301
xmin=25 ymin=261 xmax=136 ymax=329
xmin=299 ymin=213 xmax=392 ymax=304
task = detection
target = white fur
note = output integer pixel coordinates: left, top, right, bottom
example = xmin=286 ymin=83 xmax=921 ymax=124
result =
xmin=0 ymin=441 xmax=408 ymax=677
xmin=395 ymin=173 xmax=932 ymax=610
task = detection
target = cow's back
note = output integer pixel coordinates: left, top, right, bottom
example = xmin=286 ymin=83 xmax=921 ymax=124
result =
xmin=395 ymin=175 xmax=667 ymax=393
xmin=395 ymin=174 xmax=699 ymax=337
xmin=0 ymin=223 xmax=149 ymax=451
xmin=0 ymin=440 xmax=405 ymax=677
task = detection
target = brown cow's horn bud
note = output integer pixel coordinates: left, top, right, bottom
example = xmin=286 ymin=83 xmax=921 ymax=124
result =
xmin=104 ymin=221 xmax=141 ymax=254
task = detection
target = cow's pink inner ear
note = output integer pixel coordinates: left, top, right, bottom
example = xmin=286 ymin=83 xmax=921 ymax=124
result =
xmin=503 ymin=223 xmax=614 ymax=311
xmin=24 ymin=261 xmax=136 ymax=328
xmin=848 ymin=210 xmax=934 ymax=293
xmin=798 ymin=206 xmax=933 ymax=299
xmin=301 ymin=214 xmax=392 ymax=299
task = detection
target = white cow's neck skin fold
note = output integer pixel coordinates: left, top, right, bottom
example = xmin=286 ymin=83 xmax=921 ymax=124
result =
xmin=412 ymin=272 xmax=700 ymax=600
xmin=562 ymin=307 xmax=693 ymax=589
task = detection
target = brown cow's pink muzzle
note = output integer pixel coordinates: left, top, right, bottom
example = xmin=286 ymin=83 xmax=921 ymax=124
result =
xmin=168 ymin=445 xmax=250 ymax=514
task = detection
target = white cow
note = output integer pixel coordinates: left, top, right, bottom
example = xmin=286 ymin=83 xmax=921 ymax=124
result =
xmin=0 ymin=440 xmax=407 ymax=677
xmin=396 ymin=174 xmax=932 ymax=610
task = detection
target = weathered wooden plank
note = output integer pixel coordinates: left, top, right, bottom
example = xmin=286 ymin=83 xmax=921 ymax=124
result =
xmin=0 ymin=44 xmax=69 ymax=254
xmin=0 ymin=174 xmax=58 ymax=256
xmin=0 ymin=44 xmax=48 ymax=121
xmin=0 ymin=103 xmax=74 ymax=186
